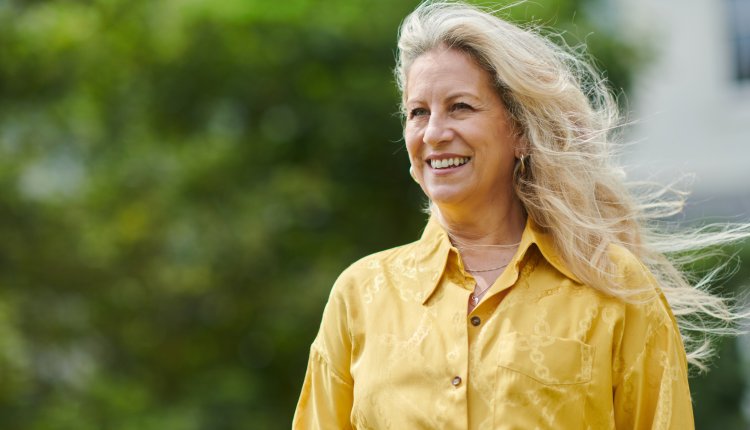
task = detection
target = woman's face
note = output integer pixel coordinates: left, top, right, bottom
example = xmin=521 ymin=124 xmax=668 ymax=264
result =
xmin=404 ymin=48 xmax=520 ymax=210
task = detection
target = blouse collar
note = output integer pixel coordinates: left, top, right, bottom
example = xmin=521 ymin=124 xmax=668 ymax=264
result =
xmin=415 ymin=215 xmax=581 ymax=305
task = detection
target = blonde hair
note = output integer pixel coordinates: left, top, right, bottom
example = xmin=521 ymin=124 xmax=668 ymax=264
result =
xmin=395 ymin=0 xmax=750 ymax=371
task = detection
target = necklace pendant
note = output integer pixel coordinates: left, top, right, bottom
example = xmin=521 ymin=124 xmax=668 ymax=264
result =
xmin=470 ymin=294 xmax=479 ymax=305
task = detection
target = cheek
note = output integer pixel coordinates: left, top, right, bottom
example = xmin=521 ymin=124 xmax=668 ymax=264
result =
xmin=404 ymin=130 xmax=421 ymax=162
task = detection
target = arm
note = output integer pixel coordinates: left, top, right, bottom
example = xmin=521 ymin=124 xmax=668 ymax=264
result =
xmin=293 ymin=275 xmax=355 ymax=430
xmin=611 ymin=251 xmax=694 ymax=429
xmin=613 ymin=314 xmax=694 ymax=429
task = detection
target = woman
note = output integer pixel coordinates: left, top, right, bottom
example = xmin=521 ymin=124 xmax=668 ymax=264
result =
xmin=294 ymin=1 xmax=748 ymax=429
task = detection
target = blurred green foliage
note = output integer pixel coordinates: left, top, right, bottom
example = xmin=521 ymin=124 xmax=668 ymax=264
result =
xmin=0 ymin=0 xmax=745 ymax=428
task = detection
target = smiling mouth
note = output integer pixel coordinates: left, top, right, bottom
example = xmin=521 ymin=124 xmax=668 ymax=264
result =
xmin=429 ymin=157 xmax=471 ymax=169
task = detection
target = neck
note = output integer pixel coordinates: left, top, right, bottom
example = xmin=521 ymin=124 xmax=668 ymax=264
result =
xmin=433 ymin=194 xmax=526 ymax=247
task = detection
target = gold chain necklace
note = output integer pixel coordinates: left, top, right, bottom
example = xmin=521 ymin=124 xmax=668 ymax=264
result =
xmin=467 ymin=263 xmax=509 ymax=306
xmin=465 ymin=262 xmax=510 ymax=273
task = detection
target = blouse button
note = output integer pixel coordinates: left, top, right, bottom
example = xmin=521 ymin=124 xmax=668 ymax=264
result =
xmin=452 ymin=376 xmax=462 ymax=387
xmin=470 ymin=316 xmax=481 ymax=326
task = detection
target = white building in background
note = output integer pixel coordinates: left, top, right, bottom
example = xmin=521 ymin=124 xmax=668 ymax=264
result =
xmin=613 ymin=0 xmax=750 ymax=218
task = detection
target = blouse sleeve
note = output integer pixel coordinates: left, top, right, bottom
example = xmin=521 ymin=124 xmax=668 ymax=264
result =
xmin=613 ymin=317 xmax=694 ymax=429
xmin=293 ymin=273 xmax=355 ymax=430
xmin=612 ymin=253 xmax=694 ymax=429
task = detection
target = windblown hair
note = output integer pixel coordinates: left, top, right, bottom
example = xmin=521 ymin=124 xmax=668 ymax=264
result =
xmin=395 ymin=0 xmax=749 ymax=370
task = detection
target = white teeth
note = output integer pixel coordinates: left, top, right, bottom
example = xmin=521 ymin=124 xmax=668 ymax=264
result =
xmin=430 ymin=157 xmax=470 ymax=169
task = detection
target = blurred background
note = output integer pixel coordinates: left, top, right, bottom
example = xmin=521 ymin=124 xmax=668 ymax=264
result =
xmin=0 ymin=0 xmax=748 ymax=428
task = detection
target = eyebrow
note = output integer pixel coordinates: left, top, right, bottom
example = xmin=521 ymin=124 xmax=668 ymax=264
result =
xmin=446 ymin=92 xmax=481 ymax=101
xmin=405 ymin=91 xmax=482 ymax=106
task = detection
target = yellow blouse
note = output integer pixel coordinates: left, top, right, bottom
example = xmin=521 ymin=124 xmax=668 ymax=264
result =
xmin=293 ymin=217 xmax=694 ymax=429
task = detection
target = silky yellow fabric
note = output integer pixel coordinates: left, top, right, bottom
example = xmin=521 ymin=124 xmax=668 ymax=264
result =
xmin=293 ymin=217 xmax=694 ymax=429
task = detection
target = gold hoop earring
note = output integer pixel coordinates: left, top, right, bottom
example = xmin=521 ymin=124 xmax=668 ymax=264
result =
xmin=519 ymin=154 xmax=526 ymax=176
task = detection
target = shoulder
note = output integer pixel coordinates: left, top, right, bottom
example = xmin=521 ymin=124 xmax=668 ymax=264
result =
xmin=319 ymin=239 xmax=430 ymax=333
xmin=605 ymin=244 xmax=683 ymax=346
xmin=607 ymin=243 xmax=662 ymax=298
xmin=352 ymin=240 xmax=422 ymax=271
xmin=607 ymin=243 xmax=646 ymax=274
xmin=331 ymin=239 xmax=425 ymax=296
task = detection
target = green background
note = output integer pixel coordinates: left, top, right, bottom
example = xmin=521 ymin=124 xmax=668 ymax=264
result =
xmin=0 ymin=0 xmax=747 ymax=428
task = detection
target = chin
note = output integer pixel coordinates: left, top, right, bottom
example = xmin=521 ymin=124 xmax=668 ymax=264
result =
xmin=425 ymin=189 xmax=473 ymax=207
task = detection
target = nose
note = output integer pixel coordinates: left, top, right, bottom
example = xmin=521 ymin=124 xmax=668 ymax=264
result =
xmin=423 ymin=114 xmax=453 ymax=146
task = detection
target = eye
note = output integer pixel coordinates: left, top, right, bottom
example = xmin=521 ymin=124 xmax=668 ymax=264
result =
xmin=451 ymin=102 xmax=473 ymax=112
xmin=408 ymin=107 xmax=429 ymax=119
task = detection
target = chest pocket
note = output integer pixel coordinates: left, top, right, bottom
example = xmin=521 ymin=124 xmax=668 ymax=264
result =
xmin=496 ymin=331 xmax=593 ymax=385
xmin=493 ymin=332 xmax=594 ymax=428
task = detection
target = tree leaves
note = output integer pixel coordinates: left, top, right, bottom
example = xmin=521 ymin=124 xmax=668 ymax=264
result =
xmin=1 ymin=0 xmax=741 ymax=428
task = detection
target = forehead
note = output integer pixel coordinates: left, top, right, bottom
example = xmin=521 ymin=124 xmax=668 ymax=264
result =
xmin=405 ymin=48 xmax=494 ymax=101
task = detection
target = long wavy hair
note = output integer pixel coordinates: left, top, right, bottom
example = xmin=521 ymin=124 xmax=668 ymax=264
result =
xmin=394 ymin=0 xmax=749 ymax=370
